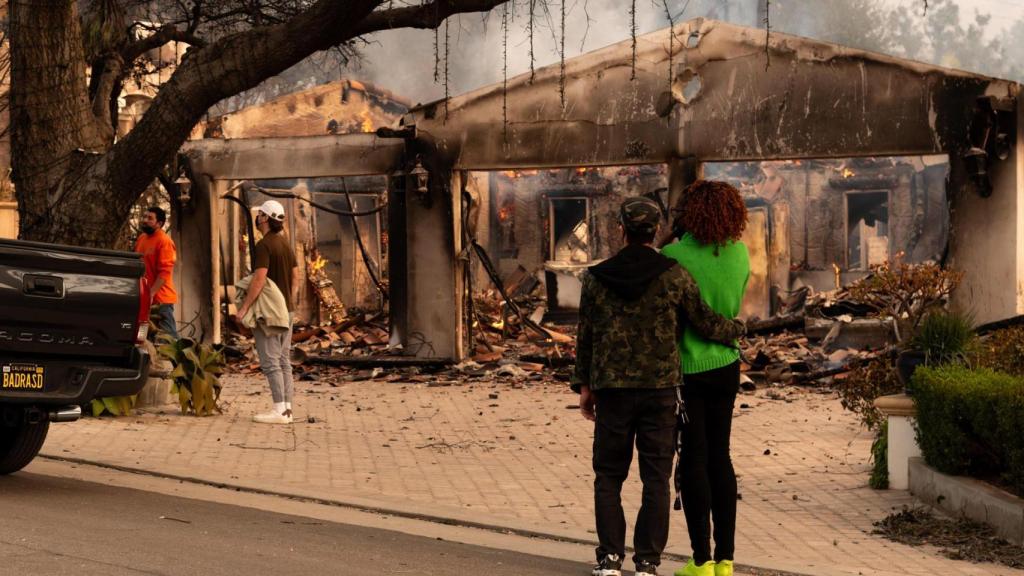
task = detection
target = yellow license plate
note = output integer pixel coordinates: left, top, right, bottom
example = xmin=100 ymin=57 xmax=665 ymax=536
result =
xmin=1 ymin=364 xmax=45 ymax=390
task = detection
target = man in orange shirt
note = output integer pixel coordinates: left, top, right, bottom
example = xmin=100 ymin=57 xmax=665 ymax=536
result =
xmin=135 ymin=206 xmax=179 ymax=340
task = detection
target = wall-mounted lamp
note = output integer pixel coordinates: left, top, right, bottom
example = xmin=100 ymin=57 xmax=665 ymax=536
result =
xmin=175 ymin=175 xmax=193 ymax=206
xmin=409 ymin=159 xmax=431 ymax=207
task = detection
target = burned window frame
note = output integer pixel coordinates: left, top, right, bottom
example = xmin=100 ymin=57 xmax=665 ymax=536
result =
xmin=843 ymin=189 xmax=891 ymax=271
xmin=545 ymin=194 xmax=593 ymax=264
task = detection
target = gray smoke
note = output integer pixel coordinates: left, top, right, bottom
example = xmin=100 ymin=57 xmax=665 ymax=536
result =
xmin=352 ymin=0 xmax=1023 ymax=104
xmin=355 ymin=0 xmax=728 ymax=104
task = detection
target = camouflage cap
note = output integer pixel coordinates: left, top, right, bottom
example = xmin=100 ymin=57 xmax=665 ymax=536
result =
xmin=619 ymin=197 xmax=663 ymax=233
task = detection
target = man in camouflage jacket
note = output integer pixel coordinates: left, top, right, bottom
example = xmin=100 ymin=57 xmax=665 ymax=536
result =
xmin=573 ymin=197 xmax=745 ymax=576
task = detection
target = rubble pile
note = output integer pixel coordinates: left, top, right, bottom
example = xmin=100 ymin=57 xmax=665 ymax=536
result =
xmin=291 ymin=313 xmax=391 ymax=358
xmin=467 ymin=280 xmax=577 ymax=384
xmin=225 ymin=255 xmax=947 ymax=389
xmin=740 ymin=284 xmax=897 ymax=386
xmin=224 ymin=265 xmax=579 ymax=386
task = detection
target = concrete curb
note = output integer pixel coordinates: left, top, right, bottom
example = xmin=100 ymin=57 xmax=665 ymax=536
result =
xmin=39 ymin=453 xmax=814 ymax=576
xmin=909 ymin=457 xmax=1024 ymax=545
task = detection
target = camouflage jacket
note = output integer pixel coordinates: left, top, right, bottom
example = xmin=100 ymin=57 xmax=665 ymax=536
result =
xmin=571 ymin=251 xmax=745 ymax=393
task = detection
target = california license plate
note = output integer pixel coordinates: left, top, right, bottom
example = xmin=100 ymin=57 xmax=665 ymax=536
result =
xmin=1 ymin=364 xmax=45 ymax=390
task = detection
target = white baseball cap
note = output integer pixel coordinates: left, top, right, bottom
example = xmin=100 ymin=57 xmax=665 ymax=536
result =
xmin=256 ymin=200 xmax=285 ymax=221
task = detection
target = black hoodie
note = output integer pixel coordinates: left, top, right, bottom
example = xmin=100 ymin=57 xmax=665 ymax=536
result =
xmin=587 ymin=244 xmax=678 ymax=301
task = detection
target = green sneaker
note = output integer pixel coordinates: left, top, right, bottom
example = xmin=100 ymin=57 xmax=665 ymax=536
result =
xmin=674 ymin=559 xmax=715 ymax=576
xmin=714 ymin=560 xmax=733 ymax=576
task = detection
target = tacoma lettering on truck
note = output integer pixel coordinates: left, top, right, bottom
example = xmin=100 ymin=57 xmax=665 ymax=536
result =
xmin=0 ymin=330 xmax=95 ymax=346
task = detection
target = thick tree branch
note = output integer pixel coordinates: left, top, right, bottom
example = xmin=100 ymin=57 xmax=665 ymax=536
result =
xmin=90 ymin=53 xmax=122 ymax=141
xmin=107 ymin=0 xmax=509 ymax=205
xmin=353 ymin=0 xmax=508 ymax=35
xmin=121 ymin=23 xmax=207 ymax=63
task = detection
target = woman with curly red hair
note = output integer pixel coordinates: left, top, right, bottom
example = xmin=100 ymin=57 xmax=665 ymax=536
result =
xmin=661 ymin=180 xmax=750 ymax=576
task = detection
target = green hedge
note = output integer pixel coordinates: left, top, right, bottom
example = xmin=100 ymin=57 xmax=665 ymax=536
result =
xmin=912 ymin=366 xmax=1024 ymax=495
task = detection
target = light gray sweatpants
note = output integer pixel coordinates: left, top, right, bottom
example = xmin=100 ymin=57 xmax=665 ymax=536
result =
xmin=253 ymin=321 xmax=294 ymax=404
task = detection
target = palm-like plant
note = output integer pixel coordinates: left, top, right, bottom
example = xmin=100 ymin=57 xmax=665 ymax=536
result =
xmin=157 ymin=336 xmax=225 ymax=416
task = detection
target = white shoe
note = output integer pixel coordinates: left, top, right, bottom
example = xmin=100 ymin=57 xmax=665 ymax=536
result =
xmin=592 ymin=554 xmax=622 ymax=576
xmin=253 ymin=410 xmax=293 ymax=424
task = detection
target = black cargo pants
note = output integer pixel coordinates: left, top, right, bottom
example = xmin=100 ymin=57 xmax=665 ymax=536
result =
xmin=593 ymin=387 xmax=679 ymax=566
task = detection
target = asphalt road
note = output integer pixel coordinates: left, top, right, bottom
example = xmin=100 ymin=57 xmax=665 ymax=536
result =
xmin=0 ymin=470 xmax=592 ymax=576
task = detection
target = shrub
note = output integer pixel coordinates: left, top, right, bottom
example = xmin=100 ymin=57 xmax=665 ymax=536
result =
xmin=910 ymin=311 xmax=977 ymax=366
xmin=974 ymin=326 xmax=1024 ymax=377
xmin=913 ymin=366 xmax=1024 ymax=495
xmin=89 ymin=395 xmax=136 ymax=417
xmin=838 ymin=356 xmax=902 ymax=431
xmin=870 ymin=422 xmax=889 ymax=490
xmin=847 ymin=260 xmax=962 ymax=342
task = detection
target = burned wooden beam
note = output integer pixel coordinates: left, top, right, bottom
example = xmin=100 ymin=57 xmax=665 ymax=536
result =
xmin=744 ymin=314 xmax=805 ymax=336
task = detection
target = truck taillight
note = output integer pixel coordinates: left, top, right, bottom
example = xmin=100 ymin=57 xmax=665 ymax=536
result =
xmin=136 ymin=277 xmax=150 ymax=344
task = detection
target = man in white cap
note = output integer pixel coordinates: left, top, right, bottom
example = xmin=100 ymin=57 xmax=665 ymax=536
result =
xmin=237 ymin=200 xmax=299 ymax=424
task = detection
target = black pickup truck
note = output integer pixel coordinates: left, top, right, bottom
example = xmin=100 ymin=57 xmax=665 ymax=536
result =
xmin=0 ymin=238 xmax=150 ymax=474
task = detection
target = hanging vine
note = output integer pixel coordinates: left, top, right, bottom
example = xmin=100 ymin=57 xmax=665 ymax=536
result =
xmin=528 ymin=0 xmax=536 ymax=83
xmin=444 ymin=17 xmax=451 ymax=122
xmin=430 ymin=1 xmax=441 ymax=83
xmin=433 ymin=26 xmax=440 ymax=83
xmin=502 ymin=2 xmax=509 ymax=142
xmin=660 ymin=0 xmax=675 ymax=113
xmin=763 ymin=0 xmax=771 ymax=70
xmin=630 ymin=0 xmax=638 ymax=81
xmin=559 ymin=0 xmax=567 ymax=110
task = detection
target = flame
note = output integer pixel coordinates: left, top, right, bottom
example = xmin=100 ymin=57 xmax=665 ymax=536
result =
xmin=500 ymin=169 xmax=540 ymax=179
xmin=311 ymin=256 xmax=328 ymax=272
xmin=492 ymin=318 xmax=505 ymax=330
xmin=498 ymin=205 xmax=514 ymax=221
xmin=842 ymin=168 xmax=855 ymax=178
xmin=575 ymin=167 xmax=589 ymax=174
xmin=359 ymin=110 xmax=373 ymax=133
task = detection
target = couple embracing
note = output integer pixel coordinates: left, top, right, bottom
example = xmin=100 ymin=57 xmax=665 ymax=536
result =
xmin=572 ymin=180 xmax=750 ymax=576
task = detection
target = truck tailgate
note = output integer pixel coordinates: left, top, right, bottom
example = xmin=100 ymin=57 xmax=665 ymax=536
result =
xmin=0 ymin=239 xmax=144 ymax=361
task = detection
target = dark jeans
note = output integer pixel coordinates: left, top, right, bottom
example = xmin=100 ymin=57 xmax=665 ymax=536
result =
xmin=593 ymin=387 xmax=678 ymax=566
xmin=677 ymin=361 xmax=740 ymax=564
xmin=154 ymin=304 xmax=179 ymax=340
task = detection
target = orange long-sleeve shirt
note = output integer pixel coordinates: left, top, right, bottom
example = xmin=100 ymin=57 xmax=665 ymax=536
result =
xmin=135 ymin=228 xmax=178 ymax=305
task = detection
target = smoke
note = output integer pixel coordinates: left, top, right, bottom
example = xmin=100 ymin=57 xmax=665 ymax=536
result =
xmin=328 ymin=0 xmax=1019 ymax=104
xmin=355 ymin=0 xmax=712 ymax=104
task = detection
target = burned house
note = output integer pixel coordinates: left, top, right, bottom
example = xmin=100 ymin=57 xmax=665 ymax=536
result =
xmin=704 ymin=156 xmax=951 ymax=312
xmin=179 ymin=18 xmax=1024 ymax=362
xmin=486 ymin=166 xmax=669 ymax=316
xmin=179 ymin=79 xmax=408 ymax=330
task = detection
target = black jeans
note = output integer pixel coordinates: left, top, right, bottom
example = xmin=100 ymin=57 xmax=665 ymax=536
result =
xmin=677 ymin=361 xmax=740 ymax=564
xmin=593 ymin=387 xmax=678 ymax=566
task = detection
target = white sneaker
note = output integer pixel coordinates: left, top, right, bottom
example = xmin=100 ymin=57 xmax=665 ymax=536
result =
xmin=592 ymin=554 xmax=622 ymax=576
xmin=253 ymin=410 xmax=293 ymax=424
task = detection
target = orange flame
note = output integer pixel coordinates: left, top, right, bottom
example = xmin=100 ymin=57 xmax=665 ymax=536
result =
xmin=842 ymin=168 xmax=855 ymax=178
xmin=359 ymin=110 xmax=373 ymax=133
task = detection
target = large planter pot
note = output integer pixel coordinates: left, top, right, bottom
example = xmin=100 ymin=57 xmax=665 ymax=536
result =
xmin=896 ymin=350 xmax=927 ymax=394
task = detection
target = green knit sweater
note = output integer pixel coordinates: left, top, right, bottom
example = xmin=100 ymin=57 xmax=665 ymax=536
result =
xmin=661 ymin=234 xmax=750 ymax=374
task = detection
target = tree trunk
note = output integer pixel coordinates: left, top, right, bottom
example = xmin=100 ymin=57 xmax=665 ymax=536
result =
xmin=10 ymin=0 xmax=116 ymax=246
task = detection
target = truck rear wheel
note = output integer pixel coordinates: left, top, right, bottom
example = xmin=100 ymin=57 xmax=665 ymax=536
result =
xmin=0 ymin=418 xmax=50 ymax=475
